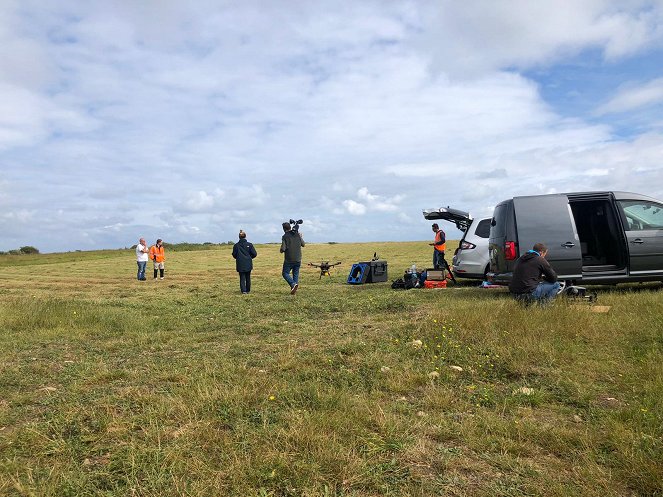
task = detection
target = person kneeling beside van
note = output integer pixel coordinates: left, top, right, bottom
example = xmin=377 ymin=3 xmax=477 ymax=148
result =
xmin=509 ymin=243 xmax=560 ymax=304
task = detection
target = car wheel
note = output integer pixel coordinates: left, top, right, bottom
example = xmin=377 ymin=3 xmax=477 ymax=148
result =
xmin=557 ymin=280 xmax=567 ymax=294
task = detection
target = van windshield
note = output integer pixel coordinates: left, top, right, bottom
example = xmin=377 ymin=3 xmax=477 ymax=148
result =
xmin=619 ymin=200 xmax=663 ymax=230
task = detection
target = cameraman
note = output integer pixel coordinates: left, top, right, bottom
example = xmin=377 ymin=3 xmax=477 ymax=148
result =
xmin=280 ymin=222 xmax=305 ymax=295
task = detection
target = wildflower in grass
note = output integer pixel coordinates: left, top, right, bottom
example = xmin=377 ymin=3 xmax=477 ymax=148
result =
xmin=269 ymin=395 xmax=276 ymax=401
xmin=410 ymin=339 xmax=423 ymax=348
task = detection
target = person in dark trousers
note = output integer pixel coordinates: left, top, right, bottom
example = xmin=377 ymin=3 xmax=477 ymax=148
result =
xmin=430 ymin=223 xmax=446 ymax=269
xmin=149 ymin=238 xmax=166 ymax=280
xmin=509 ymin=242 xmax=560 ymax=304
xmin=280 ymin=221 xmax=305 ymax=295
xmin=232 ymin=230 xmax=257 ymax=294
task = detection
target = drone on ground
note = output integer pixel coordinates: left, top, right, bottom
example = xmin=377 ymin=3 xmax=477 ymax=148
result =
xmin=308 ymin=261 xmax=342 ymax=278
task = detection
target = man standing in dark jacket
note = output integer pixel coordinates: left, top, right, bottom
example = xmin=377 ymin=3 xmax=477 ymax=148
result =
xmin=280 ymin=222 xmax=305 ymax=295
xmin=232 ymin=230 xmax=257 ymax=294
xmin=509 ymin=242 xmax=560 ymax=303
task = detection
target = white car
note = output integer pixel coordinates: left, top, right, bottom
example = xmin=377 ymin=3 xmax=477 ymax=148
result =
xmin=422 ymin=207 xmax=491 ymax=280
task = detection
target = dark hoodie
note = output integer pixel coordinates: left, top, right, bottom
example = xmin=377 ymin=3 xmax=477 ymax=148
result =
xmin=509 ymin=251 xmax=557 ymax=295
xmin=280 ymin=230 xmax=305 ymax=263
xmin=232 ymin=238 xmax=257 ymax=272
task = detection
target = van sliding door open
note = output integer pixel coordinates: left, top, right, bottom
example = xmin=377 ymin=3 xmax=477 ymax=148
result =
xmin=513 ymin=195 xmax=583 ymax=279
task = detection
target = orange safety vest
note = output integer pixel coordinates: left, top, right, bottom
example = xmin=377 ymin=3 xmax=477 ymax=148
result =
xmin=434 ymin=230 xmax=446 ymax=252
xmin=149 ymin=245 xmax=165 ymax=263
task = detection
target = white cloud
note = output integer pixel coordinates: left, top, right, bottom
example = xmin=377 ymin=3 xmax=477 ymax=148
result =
xmin=184 ymin=191 xmax=215 ymax=212
xmin=356 ymin=187 xmax=403 ymax=212
xmin=1 ymin=209 xmax=34 ymax=223
xmin=597 ymin=77 xmax=663 ymax=114
xmin=1 ymin=1 xmax=663 ymax=251
xmin=343 ymin=200 xmax=367 ymax=215
xmin=418 ymin=1 xmax=663 ymax=77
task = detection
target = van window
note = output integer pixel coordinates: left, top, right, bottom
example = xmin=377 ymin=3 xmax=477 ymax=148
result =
xmin=491 ymin=204 xmax=508 ymax=237
xmin=618 ymin=200 xmax=663 ymax=230
xmin=474 ymin=219 xmax=491 ymax=238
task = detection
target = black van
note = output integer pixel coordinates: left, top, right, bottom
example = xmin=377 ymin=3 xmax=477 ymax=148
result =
xmin=488 ymin=191 xmax=663 ymax=285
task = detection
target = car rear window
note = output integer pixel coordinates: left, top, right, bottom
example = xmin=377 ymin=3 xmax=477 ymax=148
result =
xmin=474 ymin=219 xmax=491 ymax=238
xmin=491 ymin=203 xmax=508 ymax=238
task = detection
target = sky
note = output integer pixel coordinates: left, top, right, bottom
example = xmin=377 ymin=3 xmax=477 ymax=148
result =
xmin=1 ymin=0 xmax=663 ymax=253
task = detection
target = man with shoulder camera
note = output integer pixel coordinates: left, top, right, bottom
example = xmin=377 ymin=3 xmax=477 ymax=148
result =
xmin=280 ymin=221 xmax=305 ymax=295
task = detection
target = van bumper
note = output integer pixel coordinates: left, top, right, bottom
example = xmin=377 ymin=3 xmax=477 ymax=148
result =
xmin=487 ymin=271 xmax=512 ymax=285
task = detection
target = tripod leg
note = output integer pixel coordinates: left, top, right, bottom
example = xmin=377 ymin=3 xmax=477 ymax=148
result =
xmin=444 ymin=259 xmax=457 ymax=284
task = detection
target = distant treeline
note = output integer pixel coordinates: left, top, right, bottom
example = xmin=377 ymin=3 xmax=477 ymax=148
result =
xmin=130 ymin=241 xmax=234 ymax=252
xmin=0 ymin=246 xmax=40 ymax=255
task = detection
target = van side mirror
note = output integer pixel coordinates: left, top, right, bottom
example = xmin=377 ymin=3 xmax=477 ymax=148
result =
xmin=490 ymin=218 xmax=496 ymax=227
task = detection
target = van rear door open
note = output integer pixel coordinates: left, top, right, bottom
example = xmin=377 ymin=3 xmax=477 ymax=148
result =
xmin=513 ymin=194 xmax=583 ymax=279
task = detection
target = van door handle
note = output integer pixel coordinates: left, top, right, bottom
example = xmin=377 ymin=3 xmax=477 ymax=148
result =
xmin=631 ymin=238 xmax=644 ymax=244
xmin=561 ymin=242 xmax=575 ymax=248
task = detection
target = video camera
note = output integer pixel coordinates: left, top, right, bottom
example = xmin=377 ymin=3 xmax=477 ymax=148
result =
xmin=289 ymin=218 xmax=303 ymax=233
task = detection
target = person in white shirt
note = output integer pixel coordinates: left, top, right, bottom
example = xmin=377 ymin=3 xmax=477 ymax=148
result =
xmin=135 ymin=237 xmax=149 ymax=281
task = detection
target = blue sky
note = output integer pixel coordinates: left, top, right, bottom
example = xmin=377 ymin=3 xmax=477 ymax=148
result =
xmin=1 ymin=0 xmax=663 ymax=253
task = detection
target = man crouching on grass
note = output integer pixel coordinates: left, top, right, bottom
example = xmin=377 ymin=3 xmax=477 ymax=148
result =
xmin=509 ymin=242 xmax=561 ymax=305
xmin=280 ymin=222 xmax=305 ymax=295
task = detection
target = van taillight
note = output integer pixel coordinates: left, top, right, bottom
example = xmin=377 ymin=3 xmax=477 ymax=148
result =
xmin=460 ymin=241 xmax=476 ymax=250
xmin=505 ymin=241 xmax=517 ymax=260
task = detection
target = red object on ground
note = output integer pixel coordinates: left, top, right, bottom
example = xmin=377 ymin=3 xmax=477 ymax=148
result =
xmin=424 ymin=280 xmax=447 ymax=289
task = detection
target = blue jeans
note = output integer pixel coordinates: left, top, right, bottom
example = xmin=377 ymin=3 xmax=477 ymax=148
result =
xmin=136 ymin=261 xmax=147 ymax=280
xmin=282 ymin=261 xmax=300 ymax=288
xmin=239 ymin=271 xmax=251 ymax=293
xmin=433 ymin=250 xmax=446 ymax=269
xmin=531 ymin=281 xmax=561 ymax=302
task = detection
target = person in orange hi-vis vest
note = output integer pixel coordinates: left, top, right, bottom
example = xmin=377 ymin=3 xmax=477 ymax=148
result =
xmin=149 ymin=239 xmax=166 ymax=280
xmin=430 ymin=223 xmax=446 ymax=270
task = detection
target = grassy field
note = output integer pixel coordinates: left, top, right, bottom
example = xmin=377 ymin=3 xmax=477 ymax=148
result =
xmin=0 ymin=241 xmax=662 ymax=496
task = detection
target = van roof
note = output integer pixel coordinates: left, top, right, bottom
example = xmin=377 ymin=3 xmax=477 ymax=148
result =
xmin=505 ymin=191 xmax=661 ymax=203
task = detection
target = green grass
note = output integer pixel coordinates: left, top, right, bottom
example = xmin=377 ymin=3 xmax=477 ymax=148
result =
xmin=0 ymin=242 xmax=662 ymax=496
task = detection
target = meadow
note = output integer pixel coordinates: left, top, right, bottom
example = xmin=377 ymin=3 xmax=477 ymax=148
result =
xmin=0 ymin=241 xmax=661 ymax=496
